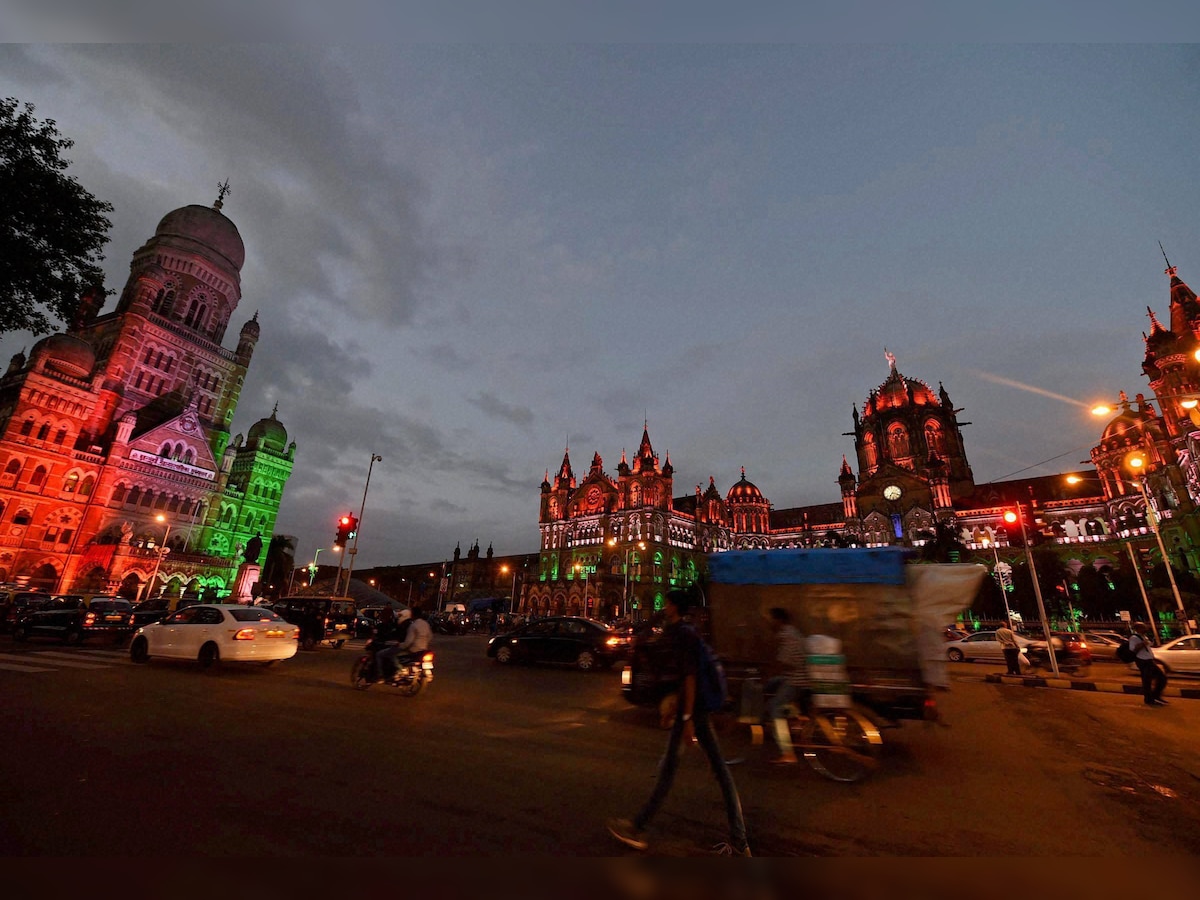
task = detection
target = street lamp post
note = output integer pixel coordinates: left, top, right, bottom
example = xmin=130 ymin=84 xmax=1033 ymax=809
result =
xmin=501 ymin=564 xmax=519 ymax=615
xmin=1127 ymin=453 xmax=1193 ymax=635
xmin=145 ymin=514 xmax=171 ymax=603
xmin=307 ymin=547 xmax=323 ymax=587
xmin=980 ymin=536 xmax=1013 ymax=627
xmin=1065 ymin=474 xmax=1157 ymax=628
xmin=1004 ymin=505 xmax=1059 ymax=676
xmin=609 ymin=539 xmax=646 ymax=620
xmin=574 ymin=563 xmax=590 ymax=616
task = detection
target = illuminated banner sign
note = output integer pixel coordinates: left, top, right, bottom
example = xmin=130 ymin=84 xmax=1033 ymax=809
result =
xmin=130 ymin=448 xmax=215 ymax=479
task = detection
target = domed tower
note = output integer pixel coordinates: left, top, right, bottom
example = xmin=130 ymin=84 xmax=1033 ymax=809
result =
xmin=1090 ymin=391 xmax=1174 ymax=501
xmin=236 ymin=311 xmax=260 ymax=366
xmin=853 ymin=353 xmax=975 ymax=501
xmin=726 ymin=467 xmax=771 ymax=534
xmin=1142 ymin=261 xmax=1200 ymax=440
xmin=203 ymin=404 xmax=295 ymax=568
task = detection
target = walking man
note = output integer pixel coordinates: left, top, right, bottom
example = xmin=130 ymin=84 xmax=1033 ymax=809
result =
xmin=1130 ymin=622 xmax=1168 ymax=707
xmin=607 ymin=591 xmax=751 ymax=856
xmin=995 ymin=620 xmax=1022 ymax=676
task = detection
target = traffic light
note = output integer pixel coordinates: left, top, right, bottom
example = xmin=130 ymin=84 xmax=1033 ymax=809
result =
xmin=334 ymin=513 xmax=358 ymax=548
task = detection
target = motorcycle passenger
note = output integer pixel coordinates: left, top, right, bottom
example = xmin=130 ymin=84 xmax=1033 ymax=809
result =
xmin=394 ymin=605 xmax=432 ymax=670
xmin=373 ymin=607 xmax=412 ymax=682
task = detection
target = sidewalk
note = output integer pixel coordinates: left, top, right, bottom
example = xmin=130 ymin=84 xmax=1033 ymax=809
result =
xmin=985 ymin=671 xmax=1200 ymax=700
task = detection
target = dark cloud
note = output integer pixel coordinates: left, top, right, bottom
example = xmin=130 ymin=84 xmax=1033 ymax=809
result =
xmin=466 ymin=391 xmax=535 ymax=428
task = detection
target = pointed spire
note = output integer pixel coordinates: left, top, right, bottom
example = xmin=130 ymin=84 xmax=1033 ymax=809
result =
xmin=840 ymin=455 xmax=853 ymax=476
xmin=1147 ymin=306 xmax=1167 ymax=334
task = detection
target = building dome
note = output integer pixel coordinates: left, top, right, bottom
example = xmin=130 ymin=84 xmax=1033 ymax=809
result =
xmin=1099 ymin=392 xmax=1159 ymax=444
xmin=727 ymin=471 xmax=765 ymax=503
xmin=31 ymin=333 xmax=95 ymax=379
xmin=869 ymin=369 xmax=940 ymax=412
xmin=154 ymin=204 xmax=245 ymax=272
xmin=247 ymin=408 xmax=288 ymax=451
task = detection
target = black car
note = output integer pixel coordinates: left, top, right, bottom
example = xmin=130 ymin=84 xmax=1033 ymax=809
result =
xmin=13 ymin=595 xmax=134 ymax=644
xmin=0 ymin=590 xmax=54 ymax=633
xmin=273 ymin=595 xmax=356 ymax=650
xmin=486 ymin=615 xmax=629 ymax=671
xmin=130 ymin=598 xmax=173 ymax=628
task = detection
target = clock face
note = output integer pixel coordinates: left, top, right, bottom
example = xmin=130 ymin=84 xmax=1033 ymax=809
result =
xmin=883 ymin=485 xmax=902 ymax=501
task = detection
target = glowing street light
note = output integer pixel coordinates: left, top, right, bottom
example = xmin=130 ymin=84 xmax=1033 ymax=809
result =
xmin=1126 ymin=452 xmax=1192 ymax=635
xmin=574 ymin=562 xmax=590 ymax=616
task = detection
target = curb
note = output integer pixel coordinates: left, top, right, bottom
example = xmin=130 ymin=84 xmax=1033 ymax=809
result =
xmin=985 ymin=672 xmax=1200 ymax=700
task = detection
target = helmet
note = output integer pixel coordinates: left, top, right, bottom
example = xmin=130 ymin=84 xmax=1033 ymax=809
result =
xmin=396 ymin=608 xmax=412 ymax=623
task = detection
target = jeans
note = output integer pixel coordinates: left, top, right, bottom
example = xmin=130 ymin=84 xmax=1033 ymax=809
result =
xmin=765 ymin=676 xmax=803 ymax=758
xmin=375 ymin=644 xmax=401 ymax=680
xmin=1002 ymin=647 xmax=1021 ymax=675
xmin=633 ymin=707 xmax=748 ymax=852
xmin=1136 ymin=656 xmax=1167 ymax=703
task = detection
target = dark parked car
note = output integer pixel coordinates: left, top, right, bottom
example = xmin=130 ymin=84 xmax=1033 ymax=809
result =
xmin=0 ymin=590 xmax=54 ymax=633
xmin=13 ymin=595 xmax=134 ymax=644
xmin=130 ymin=598 xmax=173 ymax=628
xmin=486 ymin=615 xmax=629 ymax=671
xmin=272 ymin=595 xmax=356 ymax=650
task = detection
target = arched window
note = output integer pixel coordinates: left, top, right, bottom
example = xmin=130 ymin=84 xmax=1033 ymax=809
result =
xmin=63 ymin=472 xmax=80 ymax=493
xmin=19 ymin=418 xmax=34 ymax=436
xmin=144 ymin=347 xmax=155 ymax=364
xmin=80 ymin=476 xmax=94 ymax=497
xmin=163 ymin=288 xmax=176 ymax=311
xmin=159 ymin=443 xmax=172 ymax=458
xmin=36 ymin=422 xmax=50 ymax=441
xmin=54 ymin=427 xmax=67 ymax=445
xmin=924 ymin=419 xmax=946 ymax=458
xmin=887 ymin=423 xmax=910 ymax=459
xmin=863 ymin=432 xmax=878 ymax=469
xmin=30 ymin=465 xmax=47 ymax=489
xmin=630 ymin=483 xmax=642 ymax=507
xmin=127 ymin=486 xmax=140 ymax=506
xmin=140 ymin=489 xmax=154 ymax=508
xmin=112 ymin=484 xmax=127 ymax=505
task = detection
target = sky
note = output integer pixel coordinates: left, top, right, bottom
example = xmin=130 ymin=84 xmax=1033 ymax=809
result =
xmin=3 ymin=37 xmax=1200 ymax=570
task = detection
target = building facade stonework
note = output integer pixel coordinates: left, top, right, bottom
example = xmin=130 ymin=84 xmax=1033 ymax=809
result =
xmin=0 ymin=196 xmax=294 ymax=600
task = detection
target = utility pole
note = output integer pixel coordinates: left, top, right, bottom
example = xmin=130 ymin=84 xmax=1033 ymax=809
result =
xmin=342 ymin=453 xmax=381 ymax=596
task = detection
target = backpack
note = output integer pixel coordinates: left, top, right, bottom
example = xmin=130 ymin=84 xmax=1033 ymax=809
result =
xmin=685 ymin=624 xmax=729 ymax=713
xmin=1116 ymin=639 xmax=1136 ymax=664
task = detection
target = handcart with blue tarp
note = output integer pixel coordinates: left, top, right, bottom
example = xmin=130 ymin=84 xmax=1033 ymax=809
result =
xmin=705 ymin=547 xmax=986 ymax=781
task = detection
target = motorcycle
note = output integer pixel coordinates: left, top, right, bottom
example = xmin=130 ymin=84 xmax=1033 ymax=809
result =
xmin=351 ymin=639 xmax=434 ymax=695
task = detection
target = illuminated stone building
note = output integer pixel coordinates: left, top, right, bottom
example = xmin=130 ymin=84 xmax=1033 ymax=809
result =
xmin=0 ymin=194 xmax=293 ymax=599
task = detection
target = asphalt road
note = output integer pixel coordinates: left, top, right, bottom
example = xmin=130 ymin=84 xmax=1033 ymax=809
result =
xmin=1 ymin=634 xmax=1197 ymax=856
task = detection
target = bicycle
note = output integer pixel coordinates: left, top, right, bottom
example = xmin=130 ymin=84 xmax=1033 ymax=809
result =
xmin=746 ymin=680 xmax=884 ymax=783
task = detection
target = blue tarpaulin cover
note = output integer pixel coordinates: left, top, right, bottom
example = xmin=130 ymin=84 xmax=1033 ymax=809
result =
xmin=706 ymin=547 xmax=912 ymax=586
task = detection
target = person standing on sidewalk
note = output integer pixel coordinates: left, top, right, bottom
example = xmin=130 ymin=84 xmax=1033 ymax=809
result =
xmin=1130 ymin=622 xmax=1168 ymax=707
xmin=607 ymin=590 xmax=751 ymax=856
xmin=995 ymin=621 xmax=1022 ymax=675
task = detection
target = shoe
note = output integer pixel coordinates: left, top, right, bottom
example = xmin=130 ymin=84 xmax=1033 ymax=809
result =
xmin=713 ymin=842 xmax=752 ymax=857
xmin=607 ymin=817 xmax=648 ymax=851
xmin=770 ymin=755 xmax=799 ymax=766
xmin=1146 ymin=699 xmax=1167 ymax=707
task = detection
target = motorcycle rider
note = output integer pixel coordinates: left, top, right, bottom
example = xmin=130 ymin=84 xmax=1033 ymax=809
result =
xmin=394 ymin=605 xmax=432 ymax=671
xmin=373 ymin=606 xmax=412 ymax=682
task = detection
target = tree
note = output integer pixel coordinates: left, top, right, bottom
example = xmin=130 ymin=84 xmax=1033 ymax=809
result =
xmin=1 ymin=98 xmax=113 ymax=336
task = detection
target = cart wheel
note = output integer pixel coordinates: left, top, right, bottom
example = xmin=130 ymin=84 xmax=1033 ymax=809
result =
xmin=800 ymin=706 xmax=883 ymax=783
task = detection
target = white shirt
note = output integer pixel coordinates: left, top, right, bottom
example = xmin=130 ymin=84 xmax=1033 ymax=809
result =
xmin=399 ymin=617 xmax=432 ymax=653
xmin=1130 ymin=632 xmax=1154 ymax=661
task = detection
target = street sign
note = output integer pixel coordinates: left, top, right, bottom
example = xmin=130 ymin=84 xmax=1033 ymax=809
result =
xmin=1119 ymin=610 xmax=1131 ymax=621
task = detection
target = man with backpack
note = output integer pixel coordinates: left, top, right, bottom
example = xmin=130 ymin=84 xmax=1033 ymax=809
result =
xmin=607 ymin=590 xmax=751 ymax=856
xmin=1129 ymin=622 xmax=1168 ymax=707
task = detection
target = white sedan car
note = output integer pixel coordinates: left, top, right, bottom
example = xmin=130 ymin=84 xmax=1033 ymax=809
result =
xmin=129 ymin=603 xmax=299 ymax=668
xmin=1151 ymin=635 xmax=1200 ymax=675
xmin=945 ymin=630 xmax=1033 ymax=663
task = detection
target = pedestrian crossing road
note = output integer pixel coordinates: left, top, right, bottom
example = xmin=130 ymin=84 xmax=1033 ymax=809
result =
xmin=0 ymin=646 xmax=131 ymax=675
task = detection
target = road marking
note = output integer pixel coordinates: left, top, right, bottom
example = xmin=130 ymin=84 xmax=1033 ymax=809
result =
xmin=11 ymin=653 xmax=112 ymax=669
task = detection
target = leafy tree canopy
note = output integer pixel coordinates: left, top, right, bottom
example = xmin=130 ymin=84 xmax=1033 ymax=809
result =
xmin=1 ymin=98 xmax=113 ymax=336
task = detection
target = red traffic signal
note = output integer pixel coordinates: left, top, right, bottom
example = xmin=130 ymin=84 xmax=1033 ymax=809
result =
xmin=334 ymin=513 xmax=358 ymax=548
